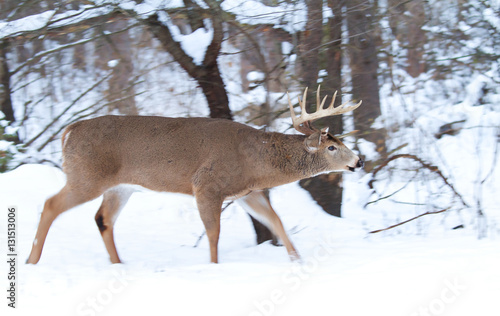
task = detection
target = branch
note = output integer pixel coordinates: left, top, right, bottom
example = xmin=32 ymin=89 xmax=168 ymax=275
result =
xmin=24 ymin=72 xmax=112 ymax=148
xmin=142 ymin=13 xmax=200 ymax=78
xmin=2 ymin=5 xmax=120 ymax=42
xmin=369 ymin=208 xmax=449 ymax=234
xmin=37 ymin=77 xmax=147 ymax=152
xmin=228 ymin=21 xmax=270 ymax=78
xmin=365 ymin=173 xmax=418 ymax=207
xmin=369 ymin=154 xmax=469 ymax=208
xmin=10 ymin=22 xmax=140 ymax=75
xmin=202 ymin=0 xmax=224 ymax=67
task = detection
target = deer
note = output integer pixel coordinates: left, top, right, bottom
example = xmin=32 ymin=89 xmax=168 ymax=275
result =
xmin=26 ymin=86 xmax=363 ymax=265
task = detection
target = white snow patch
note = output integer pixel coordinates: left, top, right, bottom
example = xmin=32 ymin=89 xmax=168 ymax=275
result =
xmin=107 ymin=59 xmax=119 ymax=68
xmin=0 ymin=164 xmax=498 ymax=316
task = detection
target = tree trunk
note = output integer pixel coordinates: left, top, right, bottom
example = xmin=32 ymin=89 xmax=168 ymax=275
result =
xmin=197 ymin=66 xmax=231 ymax=120
xmin=299 ymin=0 xmax=345 ymax=217
xmin=346 ymin=0 xmax=386 ymax=161
xmin=407 ymin=0 xmax=426 ymax=78
xmin=0 ymin=42 xmax=15 ymax=124
xmin=387 ymin=0 xmax=406 ymax=39
xmin=95 ymin=19 xmax=138 ymax=115
xmin=143 ymin=8 xmax=274 ymax=242
xmin=387 ymin=0 xmax=427 ymax=78
xmin=299 ymin=0 xmax=324 ymax=90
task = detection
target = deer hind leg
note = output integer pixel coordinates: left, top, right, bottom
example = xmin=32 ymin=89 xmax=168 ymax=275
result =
xmin=94 ymin=186 xmax=134 ymax=264
xmin=195 ymin=190 xmax=223 ymax=263
xmin=26 ymin=184 xmax=106 ymax=264
xmin=238 ymin=191 xmax=300 ymax=262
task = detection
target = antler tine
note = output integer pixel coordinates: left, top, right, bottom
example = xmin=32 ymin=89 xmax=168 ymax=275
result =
xmin=316 ymin=85 xmax=321 ymax=109
xmin=332 ymin=99 xmax=363 ymax=115
xmin=326 ymin=90 xmax=338 ymax=110
xmin=299 ymin=87 xmax=308 ymax=113
xmin=315 ymin=85 xmax=329 ymax=110
xmin=288 ymin=88 xmax=316 ymax=135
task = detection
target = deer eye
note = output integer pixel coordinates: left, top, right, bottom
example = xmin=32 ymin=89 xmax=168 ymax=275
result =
xmin=328 ymin=145 xmax=336 ymax=151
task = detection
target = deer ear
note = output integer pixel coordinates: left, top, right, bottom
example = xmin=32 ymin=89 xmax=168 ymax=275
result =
xmin=320 ymin=127 xmax=329 ymax=141
xmin=304 ymin=131 xmax=322 ymax=152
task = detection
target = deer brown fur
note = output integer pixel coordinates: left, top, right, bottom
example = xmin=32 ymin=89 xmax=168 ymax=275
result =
xmin=27 ymin=87 xmax=363 ymax=264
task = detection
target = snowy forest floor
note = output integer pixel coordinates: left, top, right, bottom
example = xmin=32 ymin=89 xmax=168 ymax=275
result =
xmin=1 ymin=164 xmax=499 ymax=316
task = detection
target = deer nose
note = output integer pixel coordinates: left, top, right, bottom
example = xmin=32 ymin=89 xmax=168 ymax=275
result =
xmin=356 ymin=159 xmax=364 ymax=169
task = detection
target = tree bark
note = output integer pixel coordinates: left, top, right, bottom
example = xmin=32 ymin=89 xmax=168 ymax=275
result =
xmin=299 ymin=0 xmax=324 ymax=90
xmin=0 ymin=42 xmax=15 ymax=124
xmin=407 ymin=0 xmax=426 ymax=78
xmin=322 ymin=0 xmax=344 ymax=135
xmin=95 ymin=19 xmax=138 ymax=115
xmin=387 ymin=0 xmax=406 ymax=39
xmin=346 ymin=0 xmax=386 ymax=159
xmin=387 ymin=0 xmax=427 ymax=78
xmin=299 ymin=0 xmax=345 ymax=217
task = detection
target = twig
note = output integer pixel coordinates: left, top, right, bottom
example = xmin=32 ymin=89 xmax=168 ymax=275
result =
xmin=369 ymin=208 xmax=449 ymax=234
xmin=369 ymin=154 xmax=469 ymax=208
xmin=11 ymin=22 xmax=140 ymax=75
xmin=24 ymin=72 xmax=112 ymax=148
xmin=366 ymin=172 xmax=418 ymax=207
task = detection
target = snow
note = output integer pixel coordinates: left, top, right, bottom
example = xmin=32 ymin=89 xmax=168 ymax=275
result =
xmin=221 ymin=0 xmax=307 ymax=32
xmin=106 ymin=60 xmax=119 ymax=68
xmin=1 ymin=164 xmax=499 ymax=316
xmin=0 ymin=6 xmax=113 ymax=40
xmin=0 ymin=140 xmax=12 ymax=151
xmin=162 ymin=15 xmax=214 ymax=66
xmin=0 ymin=10 xmax=57 ymax=38
xmin=247 ymin=71 xmax=265 ymax=82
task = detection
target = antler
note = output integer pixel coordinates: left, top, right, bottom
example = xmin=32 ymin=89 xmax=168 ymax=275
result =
xmin=287 ymin=85 xmax=362 ymax=135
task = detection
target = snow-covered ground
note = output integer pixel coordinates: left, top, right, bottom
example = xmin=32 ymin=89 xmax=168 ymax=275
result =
xmin=1 ymin=164 xmax=499 ymax=316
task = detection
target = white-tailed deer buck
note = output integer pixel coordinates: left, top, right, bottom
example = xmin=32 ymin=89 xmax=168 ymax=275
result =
xmin=26 ymin=86 xmax=363 ymax=264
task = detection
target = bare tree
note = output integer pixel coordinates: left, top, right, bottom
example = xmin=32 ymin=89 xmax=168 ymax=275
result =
xmin=299 ymin=0 xmax=346 ymax=217
xmin=95 ymin=19 xmax=138 ymax=115
xmin=299 ymin=0 xmax=324 ymax=90
xmin=388 ymin=0 xmax=427 ymax=78
xmin=134 ymin=0 xmax=232 ymax=119
xmin=0 ymin=41 xmax=15 ymax=124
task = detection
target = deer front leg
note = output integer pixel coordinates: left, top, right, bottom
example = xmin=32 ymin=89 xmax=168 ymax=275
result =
xmin=238 ymin=191 xmax=300 ymax=262
xmin=195 ymin=190 xmax=223 ymax=263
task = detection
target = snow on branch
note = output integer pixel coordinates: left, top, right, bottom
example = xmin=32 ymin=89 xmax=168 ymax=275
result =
xmin=0 ymin=4 xmax=114 ymax=40
xmin=221 ymin=0 xmax=307 ymax=32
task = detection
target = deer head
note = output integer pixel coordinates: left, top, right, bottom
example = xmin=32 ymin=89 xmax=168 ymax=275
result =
xmin=288 ymin=86 xmax=364 ymax=172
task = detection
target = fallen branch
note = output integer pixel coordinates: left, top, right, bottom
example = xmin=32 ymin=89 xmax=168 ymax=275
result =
xmin=369 ymin=208 xmax=449 ymax=234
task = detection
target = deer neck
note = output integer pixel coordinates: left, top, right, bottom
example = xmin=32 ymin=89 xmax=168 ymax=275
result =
xmin=251 ymin=132 xmax=330 ymax=188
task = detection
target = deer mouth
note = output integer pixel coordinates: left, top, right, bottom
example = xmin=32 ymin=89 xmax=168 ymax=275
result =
xmin=347 ymin=159 xmax=364 ymax=171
